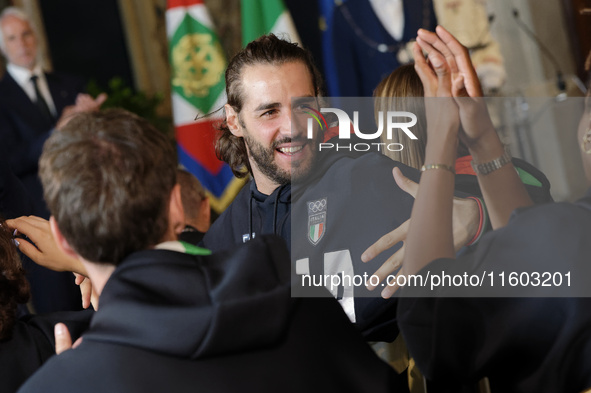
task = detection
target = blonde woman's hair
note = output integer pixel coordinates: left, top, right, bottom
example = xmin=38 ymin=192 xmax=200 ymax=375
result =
xmin=373 ymin=64 xmax=427 ymax=170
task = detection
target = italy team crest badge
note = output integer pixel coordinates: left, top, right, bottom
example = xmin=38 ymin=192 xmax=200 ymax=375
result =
xmin=307 ymin=198 xmax=327 ymax=245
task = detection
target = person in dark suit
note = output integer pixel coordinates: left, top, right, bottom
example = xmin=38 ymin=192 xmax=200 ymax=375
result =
xmin=0 ymin=7 xmax=106 ymax=313
xmin=330 ymin=0 xmax=437 ymax=97
xmin=0 ymin=7 xmax=106 ymax=218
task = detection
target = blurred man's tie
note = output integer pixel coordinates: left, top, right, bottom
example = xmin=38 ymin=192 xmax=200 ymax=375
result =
xmin=30 ymin=75 xmax=53 ymax=122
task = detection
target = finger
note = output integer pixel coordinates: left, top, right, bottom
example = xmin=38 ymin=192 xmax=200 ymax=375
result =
xmin=415 ymin=37 xmax=444 ymax=69
xmin=418 ymin=28 xmax=458 ymax=74
xmin=367 ymin=245 xmax=404 ymax=291
xmin=413 ymin=42 xmax=432 ymax=76
xmin=6 ymin=216 xmax=44 ymax=234
xmin=95 ymin=93 xmax=108 ymax=106
xmin=54 ymin=323 xmax=72 ymax=355
xmin=24 ymin=215 xmax=47 ymax=224
xmin=412 ymin=42 xmax=437 ymax=96
xmin=74 ymin=272 xmax=85 ymax=285
xmin=90 ymin=289 xmax=99 ymax=310
xmin=416 ymin=37 xmax=452 ymax=95
xmin=5 ymin=218 xmax=18 ymax=233
xmin=435 ymin=25 xmax=470 ymax=65
xmin=381 ymin=270 xmax=403 ymax=299
xmin=452 ymin=75 xmax=469 ymax=98
xmin=435 ymin=26 xmax=483 ymax=97
xmin=393 ymin=167 xmax=419 ymax=198
xmin=6 ymin=217 xmax=51 ymax=249
xmin=381 ymin=282 xmax=400 ymax=298
xmin=361 ymin=220 xmax=408 ymax=262
xmin=82 ymin=292 xmax=91 ymax=310
xmin=79 ymin=278 xmax=92 ymax=309
xmin=12 ymin=238 xmax=43 ymax=261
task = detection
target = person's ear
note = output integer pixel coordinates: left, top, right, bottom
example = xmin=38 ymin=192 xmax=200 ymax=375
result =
xmin=225 ymin=104 xmax=243 ymax=137
xmin=49 ymin=217 xmax=78 ymax=259
xmin=169 ymin=184 xmax=185 ymax=235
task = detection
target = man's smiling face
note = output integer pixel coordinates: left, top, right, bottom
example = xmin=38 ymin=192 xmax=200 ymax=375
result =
xmin=225 ymin=61 xmax=321 ymax=195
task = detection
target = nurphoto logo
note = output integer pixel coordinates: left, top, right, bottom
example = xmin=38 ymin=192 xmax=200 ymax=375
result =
xmin=306 ymin=107 xmax=418 ymax=152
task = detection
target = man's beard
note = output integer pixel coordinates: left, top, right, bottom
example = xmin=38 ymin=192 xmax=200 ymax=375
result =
xmin=243 ymin=133 xmax=317 ymax=186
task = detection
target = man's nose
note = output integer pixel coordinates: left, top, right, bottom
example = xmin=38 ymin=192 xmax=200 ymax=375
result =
xmin=286 ymin=109 xmax=309 ymax=139
xmin=279 ymin=110 xmax=293 ymax=136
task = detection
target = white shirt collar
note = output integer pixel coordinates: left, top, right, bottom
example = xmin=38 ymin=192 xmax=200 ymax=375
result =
xmin=6 ymin=62 xmax=58 ymax=116
xmin=6 ymin=63 xmax=43 ymax=86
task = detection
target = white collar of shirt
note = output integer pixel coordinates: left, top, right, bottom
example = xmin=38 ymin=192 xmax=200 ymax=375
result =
xmin=369 ymin=0 xmax=405 ymax=42
xmin=6 ymin=63 xmax=57 ymax=116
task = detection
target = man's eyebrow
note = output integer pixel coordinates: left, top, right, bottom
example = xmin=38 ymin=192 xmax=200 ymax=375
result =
xmin=254 ymin=102 xmax=281 ymax=112
xmin=292 ymin=96 xmax=316 ymax=105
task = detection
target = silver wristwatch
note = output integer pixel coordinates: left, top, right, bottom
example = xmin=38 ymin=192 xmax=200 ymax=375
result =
xmin=471 ymin=150 xmax=511 ymax=175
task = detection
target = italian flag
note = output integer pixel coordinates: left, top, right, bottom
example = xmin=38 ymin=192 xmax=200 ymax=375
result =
xmin=241 ymin=0 xmax=301 ymax=46
xmin=166 ymin=0 xmax=245 ymax=213
xmin=309 ymin=223 xmax=324 ymax=243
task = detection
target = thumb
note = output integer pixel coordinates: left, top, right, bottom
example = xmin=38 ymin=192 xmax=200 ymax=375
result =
xmin=452 ymin=75 xmax=470 ymax=98
xmin=54 ymin=323 xmax=73 ymax=355
xmin=393 ymin=167 xmax=419 ymax=198
xmin=95 ymin=93 xmax=108 ymax=106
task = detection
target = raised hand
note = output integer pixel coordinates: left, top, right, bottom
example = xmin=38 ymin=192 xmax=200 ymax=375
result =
xmin=414 ymin=26 xmax=532 ymax=229
xmin=56 ymin=93 xmax=108 ymax=130
xmin=417 ymin=26 xmax=483 ymax=98
xmin=362 ymin=168 xmax=480 ymax=298
xmin=6 ymin=216 xmax=87 ymax=275
xmin=416 ymin=26 xmax=493 ymax=150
